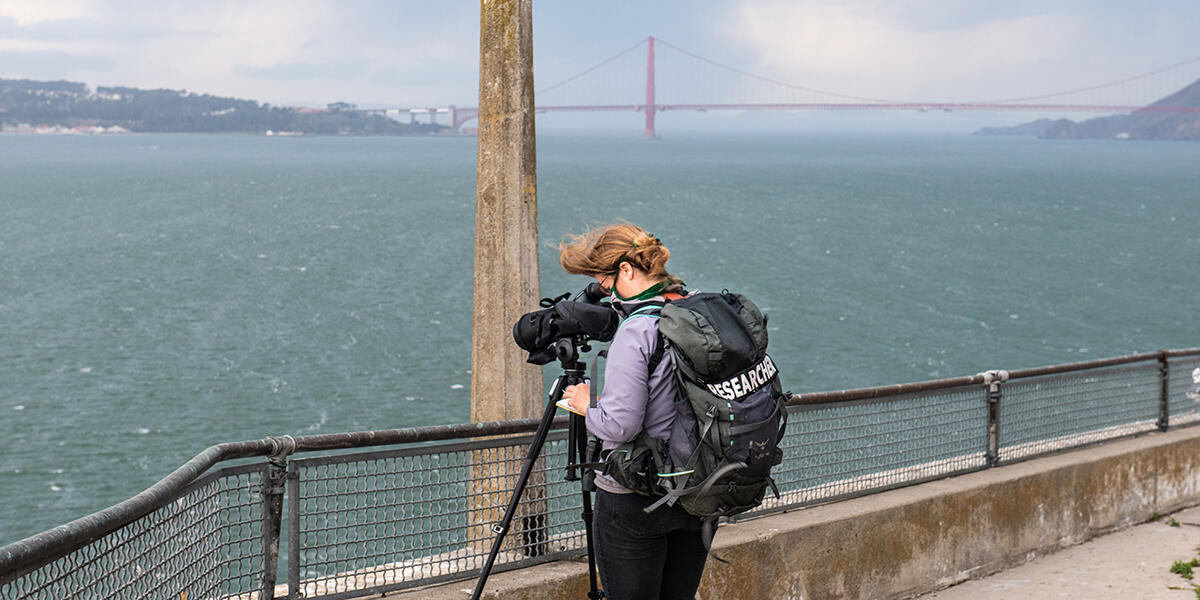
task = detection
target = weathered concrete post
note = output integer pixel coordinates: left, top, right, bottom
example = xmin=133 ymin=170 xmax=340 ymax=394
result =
xmin=468 ymin=0 xmax=545 ymax=559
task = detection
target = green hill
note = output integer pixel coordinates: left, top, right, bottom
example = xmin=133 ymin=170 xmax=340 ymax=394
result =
xmin=976 ymin=78 xmax=1200 ymax=141
xmin=0 ymin=78 xmax=443 ymax=135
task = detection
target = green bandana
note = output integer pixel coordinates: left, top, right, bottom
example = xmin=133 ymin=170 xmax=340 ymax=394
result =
xmin=614 ymin=279 xmax=671 ymax=302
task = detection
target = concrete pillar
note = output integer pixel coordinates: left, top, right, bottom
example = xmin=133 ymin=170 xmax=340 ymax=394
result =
xmin=469 ymin=0 xmax=544 ymax=558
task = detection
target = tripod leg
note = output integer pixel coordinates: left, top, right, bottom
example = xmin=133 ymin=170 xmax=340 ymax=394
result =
xmin=577 ymin=418 xmax=605 ymax=598
xmin=470 ymin=381 xmax=562 ymax=600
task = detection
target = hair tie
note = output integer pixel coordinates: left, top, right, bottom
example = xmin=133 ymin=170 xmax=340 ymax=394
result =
xmin=633 ymin=234 xmax=659 ymax=250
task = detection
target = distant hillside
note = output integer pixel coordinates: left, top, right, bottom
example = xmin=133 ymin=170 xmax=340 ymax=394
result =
xmin=0 ymin=78 xmax=444 ymax=135
xmin=975 ymin=118 xmax=1055 ymax=137
xmin=975 ymin=78 xmax=1200 ymax=141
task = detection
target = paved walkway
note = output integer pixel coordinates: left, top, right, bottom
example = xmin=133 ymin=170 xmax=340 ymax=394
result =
xmin=917 ymin=506 xmax=1200 ymax=599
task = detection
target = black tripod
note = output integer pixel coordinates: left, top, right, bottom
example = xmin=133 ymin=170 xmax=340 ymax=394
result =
xmin=471 ymin=336 xmax=604 ymax=600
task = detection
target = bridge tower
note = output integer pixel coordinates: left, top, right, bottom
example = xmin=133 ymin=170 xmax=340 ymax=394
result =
xmin=644 ymin=36 xmax=657 ymax=139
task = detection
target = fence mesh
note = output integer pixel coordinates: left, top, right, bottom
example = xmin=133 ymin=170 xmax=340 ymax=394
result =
xmin=1169 ymin=355 xmax=1200 ymax=427
xmin=769 ymin=387 xmax=987 ymax=512
xmin=5 ymin=352 xmax=1198 ymax=600
xmin=998 ymin=363 xmax=1161 ymax=462
xmin=0 ymin=464 xmax=266 ymax=600
xmin=287 ymin=432 xmax=584 ymax=598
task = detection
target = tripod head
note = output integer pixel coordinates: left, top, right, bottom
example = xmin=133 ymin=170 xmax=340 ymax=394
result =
xmin=552 ymin=335 xmax=592 ymax=371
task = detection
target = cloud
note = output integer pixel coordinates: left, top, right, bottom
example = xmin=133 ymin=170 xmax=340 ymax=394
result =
xmin=0 ymin=1 xmax=484 ymax=106
xmin=0 ymin=49 xmax=115 ymax=75
xmin=236 ymin=59 xmax=371 ymax=82
xmin=722 ymin=0 xmax=1086 ymax=102
xmin=0 ymin=15 xmax=201 ymax=41
xmin=0 ymin=1 xmax=93 ymax=25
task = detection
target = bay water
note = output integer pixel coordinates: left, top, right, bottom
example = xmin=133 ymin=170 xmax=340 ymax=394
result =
xmin=2 ymin=131 xmax=1198 ymax=545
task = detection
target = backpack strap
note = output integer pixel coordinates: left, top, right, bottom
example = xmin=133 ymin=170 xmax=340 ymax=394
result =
xmin=647 ymin=332 xmax=666 ymax=375
xmin=642 ymin=403 xmax=727 ymax=513
xmin=622 ymin=303 xmax=663 ymax=323
xmin=589 ymin=350 xmax=606 ymax=408
xmin=623 ymin=301 xmax=668 ymax=374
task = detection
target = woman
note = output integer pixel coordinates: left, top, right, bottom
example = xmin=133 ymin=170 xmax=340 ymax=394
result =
xmin=559 ymin=222 xmax=708 ymax=600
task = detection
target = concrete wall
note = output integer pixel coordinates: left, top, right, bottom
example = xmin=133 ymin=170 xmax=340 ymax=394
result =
xmin=385 ymin=426 xmax=1200 ymax=600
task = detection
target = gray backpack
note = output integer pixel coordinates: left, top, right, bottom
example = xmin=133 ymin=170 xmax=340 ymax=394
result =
xmin=602 ymin=290 xmax=789 ymax=524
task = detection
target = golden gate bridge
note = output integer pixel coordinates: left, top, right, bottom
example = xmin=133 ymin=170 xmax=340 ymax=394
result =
xmin=361 ymin=36 xmax=1200 ymax=137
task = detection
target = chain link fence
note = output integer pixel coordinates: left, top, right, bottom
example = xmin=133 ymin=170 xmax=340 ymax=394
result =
xmin=3 ymin=348 xmax=1198 ymax=599
xmin=0 ymin=463 xmax=268 ymax=600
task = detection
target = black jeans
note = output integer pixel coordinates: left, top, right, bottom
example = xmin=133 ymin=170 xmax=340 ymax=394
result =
xmin=593 ymin=490 xmax=709 ymax=600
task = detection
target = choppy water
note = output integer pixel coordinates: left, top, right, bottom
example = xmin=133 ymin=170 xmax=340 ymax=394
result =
xmin=2 ymin=131 xmax=1198 ymax=545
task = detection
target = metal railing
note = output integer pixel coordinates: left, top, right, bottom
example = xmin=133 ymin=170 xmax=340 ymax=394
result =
xmin=2 ymin=348 xmax=1198 ymax=599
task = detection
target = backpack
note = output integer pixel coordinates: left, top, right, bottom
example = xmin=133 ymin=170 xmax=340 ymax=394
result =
xmin=600 ymin=290 xmax=789 ymax=525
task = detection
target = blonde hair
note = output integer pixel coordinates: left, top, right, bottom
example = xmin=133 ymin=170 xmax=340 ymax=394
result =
xmin=558 ymin=222 xmax=675 ymax=280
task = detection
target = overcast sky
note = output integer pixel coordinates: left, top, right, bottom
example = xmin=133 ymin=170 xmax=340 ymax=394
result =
xmin=2 ymin=1 xmax=1198 ymax=132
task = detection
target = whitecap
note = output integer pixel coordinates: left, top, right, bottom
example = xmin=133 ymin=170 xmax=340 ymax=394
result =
xmin=404 ymin=396 xmax=416 ymax=401
xmin=1009 ymin=314 xmax=1019 ymax=319
xmin=450 ymin=384 xmax=464 ymax=389
xmin=136 ymin=428 xmax=150 ymax=435
xmin=306 ymin=410 xmax=329 ymax=431
xmin=50 ymin=484 xmax=62 ymax=492
xmin=79 ymin=367 xmax=92 ymax=373
xmin=13 ymin=405 xmax=24 ymax=411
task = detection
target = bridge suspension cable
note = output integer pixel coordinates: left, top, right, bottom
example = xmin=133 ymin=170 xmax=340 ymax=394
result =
xmin=978 ymin=55 xmax=1200 ymax=104
xmin=534 ymin=35 xmax=1200 ymax=111
xmin=535 ymin=38 xmax=647 ymax=96
xmin=428 ymin=35 xmax=1200 ymax=135
xmin=653 ymin=37 xmax=902 ymax=104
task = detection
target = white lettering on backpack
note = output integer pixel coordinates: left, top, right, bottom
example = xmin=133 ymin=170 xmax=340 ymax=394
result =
xmin=705 ymin=356 xmax=778 ymax=401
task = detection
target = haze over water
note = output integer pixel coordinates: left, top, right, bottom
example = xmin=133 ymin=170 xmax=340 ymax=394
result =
xmin=2 ymin=131 xmax=1198 ymax=545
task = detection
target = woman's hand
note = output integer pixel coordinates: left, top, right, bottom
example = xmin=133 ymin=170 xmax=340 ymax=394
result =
xmin=561 ymin=383 xmax=590 ymax=415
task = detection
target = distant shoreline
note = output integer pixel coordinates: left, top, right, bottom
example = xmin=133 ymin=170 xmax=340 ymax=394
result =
xmin=0 ymin=126 xmax=476 ymax=137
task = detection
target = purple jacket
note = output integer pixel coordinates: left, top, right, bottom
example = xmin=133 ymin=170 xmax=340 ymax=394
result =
xmin=586 ymin=292 xmax=688 ymax=494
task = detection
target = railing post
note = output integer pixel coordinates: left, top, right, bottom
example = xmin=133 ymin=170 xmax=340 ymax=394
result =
xmin=261 ymin=435 xmax=295 ymax=600
xmin=287 ymin=463 xmax=301 ymax=600
xmin=1158 ymin=350 xmax=1171 ymax=432
xmin=980 ymin=370 xmax=1008 ymax=467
